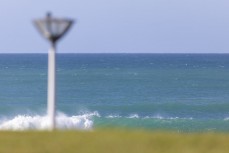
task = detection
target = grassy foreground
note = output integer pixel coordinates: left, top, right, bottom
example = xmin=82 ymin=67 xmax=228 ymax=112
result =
xmin=0 ymin=130 xmax=229 ymax=153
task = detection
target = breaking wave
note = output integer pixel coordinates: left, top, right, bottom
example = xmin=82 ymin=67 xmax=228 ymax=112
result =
xmin=0 ymin=111 xmax=197 ymax=131
xmin=105 ymin=114 xmax=193 ymax=120
xmin=127 ymin=114 xmax=140 ymax=119
xmin=0 ymin=112 xmax=100 ymax=131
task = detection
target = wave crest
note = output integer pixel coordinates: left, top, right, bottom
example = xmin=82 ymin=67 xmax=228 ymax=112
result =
xmin=0 ymin=112 xmax=99 ymax=131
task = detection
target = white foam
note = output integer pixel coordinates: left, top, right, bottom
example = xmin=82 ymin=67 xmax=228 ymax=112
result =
xmin=127 ymin=114 xmax=139 ymax=119
xmin=106 ymin=114 xmax=193 ymax=120
xmin=144 ymin=115 xmax=193 ymax=120
xmin=106 ymin=115 xmax=121 ymax=118
xmin=0 ymin=112 xmax=99 ymax=131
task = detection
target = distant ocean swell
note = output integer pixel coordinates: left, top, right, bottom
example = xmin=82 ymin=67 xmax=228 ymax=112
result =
xmin=0 ymin=111 xmax=229 ymax=132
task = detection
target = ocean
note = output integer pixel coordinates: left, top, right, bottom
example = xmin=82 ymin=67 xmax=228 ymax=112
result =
xmin=0 ymin=54 xmax=229 ymax=132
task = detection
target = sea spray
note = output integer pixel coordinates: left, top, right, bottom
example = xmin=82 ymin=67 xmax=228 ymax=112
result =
xmin=0 ymin=111 xmax=229 ymax=132
xmin=0 ymin=112 xmax=99 ymax=131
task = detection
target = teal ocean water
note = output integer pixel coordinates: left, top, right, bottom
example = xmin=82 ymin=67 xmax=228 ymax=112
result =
xmin=0 ymin=54 xmax=229 ymax=132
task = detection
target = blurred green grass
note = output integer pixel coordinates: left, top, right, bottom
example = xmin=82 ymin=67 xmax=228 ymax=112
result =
xmin=0 ymin=129 xmax=229 ymax=153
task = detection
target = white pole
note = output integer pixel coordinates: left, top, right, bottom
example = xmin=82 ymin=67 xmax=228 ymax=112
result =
xmin=48 ymin=43 xmax=56 ymax=130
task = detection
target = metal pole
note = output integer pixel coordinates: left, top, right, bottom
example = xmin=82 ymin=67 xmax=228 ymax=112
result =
xmin=33 ymin=13 xmax=74 ymax=130
xmin=48 ymin=42 xmax=56 ymax=130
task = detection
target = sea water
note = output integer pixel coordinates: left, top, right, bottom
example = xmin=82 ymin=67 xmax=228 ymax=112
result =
xmin=0 ymin=54 xmax=229 ymax=132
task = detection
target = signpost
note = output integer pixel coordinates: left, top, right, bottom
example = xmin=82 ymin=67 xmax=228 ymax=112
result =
xmin=33 ymin=13 xmax=74 ymax=130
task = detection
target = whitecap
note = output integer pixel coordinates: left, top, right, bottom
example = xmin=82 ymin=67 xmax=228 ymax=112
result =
xmin=0 ymin=112 xmax=99 ymax=131
xmin=106 ymin=115 xmax=121 ymax=118
xmin=127 ymin=114 xmax=139 ymax=119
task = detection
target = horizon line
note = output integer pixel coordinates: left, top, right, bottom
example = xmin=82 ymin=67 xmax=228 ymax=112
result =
xmin=0 ymin=52 xmax=229 ymax=54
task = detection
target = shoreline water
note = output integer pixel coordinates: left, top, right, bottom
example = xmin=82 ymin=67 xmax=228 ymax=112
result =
xmin=0 ymin=54 xmax=229 ymax=132
xmin=0 ymin=111 xmax=229 ymax=132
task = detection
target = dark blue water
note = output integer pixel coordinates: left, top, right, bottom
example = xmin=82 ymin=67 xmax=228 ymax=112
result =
xmin=0 ymin=54 xmax=229 ymax=132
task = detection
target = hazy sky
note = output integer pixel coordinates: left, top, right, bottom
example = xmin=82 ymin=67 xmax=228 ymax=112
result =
xmin=0 ymin=0 xmax=228 ymax=53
